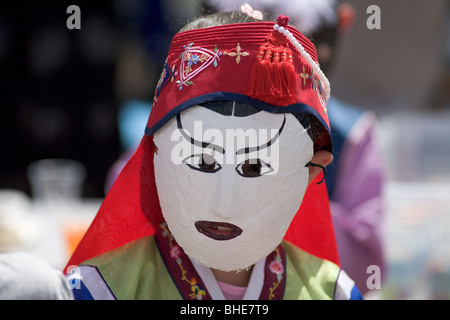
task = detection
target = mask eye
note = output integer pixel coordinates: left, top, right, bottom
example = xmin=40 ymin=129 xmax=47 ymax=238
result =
xmin=183 ymin=153 xmax=222 ymax=173
xmin=235 ymin=159 xmax=273 ymax=178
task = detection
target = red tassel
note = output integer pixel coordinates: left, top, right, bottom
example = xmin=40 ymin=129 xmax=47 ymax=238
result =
xmin=246 ymin=31 xmax=297 ymax=106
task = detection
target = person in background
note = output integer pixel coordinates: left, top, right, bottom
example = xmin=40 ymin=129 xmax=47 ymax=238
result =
xmin=0 ymin=189 xmax=72 ymax=299
xmin=204 ymin=0 xmax=386 ymax=295
xmin=0 ymin=252 xmax=73 ymax=300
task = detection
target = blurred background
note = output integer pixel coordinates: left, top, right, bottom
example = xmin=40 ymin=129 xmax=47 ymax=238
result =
xmin=0 ymin=0 xmax=448 ymax=299
xmin=329 ymin=0 xmax=450 ymax=300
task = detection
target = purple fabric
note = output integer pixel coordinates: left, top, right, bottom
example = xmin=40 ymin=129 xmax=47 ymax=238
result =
xmin=329 ymin=111 xmax=386 ymax=294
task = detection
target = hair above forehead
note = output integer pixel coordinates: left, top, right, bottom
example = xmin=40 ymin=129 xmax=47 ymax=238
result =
xmin=179 ymin=11 xmax=265 ymax=32
xmin=203 ymin=0 xmax=338 ymax=35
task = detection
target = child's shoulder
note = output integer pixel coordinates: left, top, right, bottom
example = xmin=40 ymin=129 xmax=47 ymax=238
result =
xmin=282 ymin=240 xmax=363 ymax=300
xmin=74 ymin=236 xmax=180 ymax=299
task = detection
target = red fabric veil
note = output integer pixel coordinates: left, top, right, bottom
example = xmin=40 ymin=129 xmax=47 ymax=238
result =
xmin=65 ymin=17 xmax=339 ymax=273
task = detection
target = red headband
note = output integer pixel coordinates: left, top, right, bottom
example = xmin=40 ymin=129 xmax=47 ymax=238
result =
xmin=146 ymin=17 xmax=331 ymax=150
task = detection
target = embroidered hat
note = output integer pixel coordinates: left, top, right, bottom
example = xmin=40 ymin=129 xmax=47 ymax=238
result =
xmin=66 ymin=16 xmax=338 ymax=273
xmin=147 ymin=16 xmax=332 ymax=151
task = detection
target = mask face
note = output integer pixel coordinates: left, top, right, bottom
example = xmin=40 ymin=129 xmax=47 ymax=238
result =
xmin=153 ymin=104 xmax=313 ymax=271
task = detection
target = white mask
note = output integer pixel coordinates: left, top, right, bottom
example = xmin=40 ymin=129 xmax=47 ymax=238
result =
xmin=153 ymin=104 xmax=313 ymax=271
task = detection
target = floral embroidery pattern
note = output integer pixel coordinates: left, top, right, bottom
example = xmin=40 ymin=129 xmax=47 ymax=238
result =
xmin=269 ymin=260 xmax=284 ymax=277
xmin=156 ymin=223 xmax=287 ymax=300
xmin=299 ymin=62 xmax=327 ymax=114
xmin=185 ymin=53 xmax=208 ymax=76
xmin=160 ymin=222 xmax=207 ymax=300
xmin=153 ymin=61 xmax=177 ymax=104
xmin=189 ymin=278 xmax=206 ymax=300
xmin=300 ymin=65 xmax=310 ymax=87
xmin=170 ymin=245 xmax=181 ymax=260
xmin=176 ymin=43 xmax=222 ymax=90
xmin=223 ymin=43 xmax=249 ymax=64
xmin=267 ymin=247 xmax=284 ymax=300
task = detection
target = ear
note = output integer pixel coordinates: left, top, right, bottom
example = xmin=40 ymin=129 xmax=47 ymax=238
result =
xmin=307 ymin=150 xmax=333 ymax=185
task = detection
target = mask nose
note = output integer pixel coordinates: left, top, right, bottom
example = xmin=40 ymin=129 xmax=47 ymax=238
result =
xmin=209 ymin=170 xmax=241 ymax=219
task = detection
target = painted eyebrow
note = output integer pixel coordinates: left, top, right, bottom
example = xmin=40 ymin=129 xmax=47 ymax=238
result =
xmin=235 ymin=115 xmax=286 ymax=155
xmin=176 ymin=114 xmax=225 ymax=154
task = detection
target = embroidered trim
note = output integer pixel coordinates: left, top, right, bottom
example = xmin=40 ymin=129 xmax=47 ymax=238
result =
xmin=176 ymin=43 xmax=222 ymax=90
xmin=155 ymin=222 xmax=286 ymax=300
xmin=300 ymin=62 xmax=327 ymax=114
xmin=156 ymin=222 xmax=211 ymax=300
xmin=259 ymin=246 xmax=286 ymax=300
xmin=154 ymin=61 xmax=177 ymax=105
xmin=223 ymin=43 xmax=250 ymax=64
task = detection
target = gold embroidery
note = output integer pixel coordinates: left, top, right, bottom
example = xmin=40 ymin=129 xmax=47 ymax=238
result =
xmin=268 ymin=247 xmax=284 ymax=300
xmin=223 ymin=43 xmax=249 ymax=64
xmin=300 ymin=65 xmax=309 ymax=87
xmin=160 ymin=223 xmax=206 ymax=299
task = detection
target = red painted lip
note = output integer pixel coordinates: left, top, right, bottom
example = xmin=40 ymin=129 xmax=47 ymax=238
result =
xmin=195 ymin=221 xmax=243 ymax=241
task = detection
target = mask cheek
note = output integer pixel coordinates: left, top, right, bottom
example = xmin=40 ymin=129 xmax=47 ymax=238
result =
xmin=234 ymin=165 xmax=309 ymax=239
xmin=153 ymin=140 xmax=219 ymax=251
